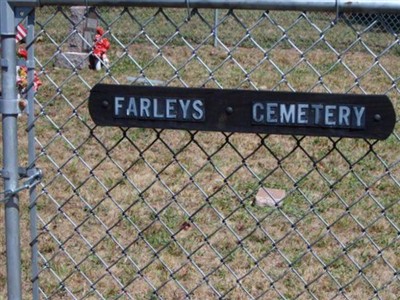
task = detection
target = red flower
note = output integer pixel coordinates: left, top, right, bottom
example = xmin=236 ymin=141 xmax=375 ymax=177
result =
xmin=16 ymin=65 xmax=41 ymax=92
xmin=93 ymin=38 xmax=110 ymax=57
xmin=16 ymin=46 xmax=41 ymax=93
xmin=33 ymin=71 xmax=42 ymax=91
xmin=93 ymin=27 xmax=110 ymax=58
xmin=96 ymin=26 xmax=105 ymax=35
xmin=17 ymin=47 xmax=28 ymax=60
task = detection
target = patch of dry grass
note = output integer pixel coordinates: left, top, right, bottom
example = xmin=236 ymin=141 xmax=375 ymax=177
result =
xmin=1 ymin=7 xmax=400 ymax=300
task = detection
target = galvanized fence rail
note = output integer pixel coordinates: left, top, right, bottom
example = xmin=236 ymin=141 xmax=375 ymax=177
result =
xmin=1 ymin=0 xmax=400 ymax=299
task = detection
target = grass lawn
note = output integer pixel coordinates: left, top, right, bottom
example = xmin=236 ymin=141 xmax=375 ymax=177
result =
xmin=0 ymin=7 xmax=399 ymax=299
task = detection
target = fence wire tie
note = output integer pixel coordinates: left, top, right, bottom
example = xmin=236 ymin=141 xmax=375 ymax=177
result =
xmin=0 ymin=168 xmax=43 ymax=203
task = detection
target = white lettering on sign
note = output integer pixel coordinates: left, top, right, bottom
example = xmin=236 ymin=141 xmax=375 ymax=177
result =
xmin=281 ymin=104 xmax=295 ymax=124
xmin=252 ymin=102 xmax=366 ymax=129
xmin=126 ymin=97 xmax=137 ymax=116
xmin=193 ymin=100 xmax=205 ymax=120
xmin=166 ymin=99 xmax=177 ymax=119
xmin=140 ymin=98 xmax=151 ymax=118
xmin=114 ymin=96 xmax=205 ymax=121
xmin=266 ymin=103 xmax=278 ymax=123
xmin=338 ymin=106 xmax=350 ymax=126
xmin=298 ymin=104 xmax=309 ymax=124
xmin=325 ymin=105 xmax=336 ymax=126
xmin=354 ymin=106 xmax=365 ymax=127
xmin=179 ymin=100 xmax=191 ymax=119
xmin=253 ymin=103 xmax=263 ymax=123
xmin=153 ymin=98 xmax=164 ymax=118
xmin=311 ymin=104 xmax=323 ymax=124
xmin=115 ymin=97 xmax=124 ymax=116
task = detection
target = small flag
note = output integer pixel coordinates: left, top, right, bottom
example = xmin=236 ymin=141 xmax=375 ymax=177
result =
xmin=16 ymin=24 xmax=27 ymax=43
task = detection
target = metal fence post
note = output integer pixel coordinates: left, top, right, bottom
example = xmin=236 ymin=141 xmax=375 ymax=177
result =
xmin=26 ymin=9 xmax=40 ymax=300
xmin=0 ymin=0 xmax=22 ymax=299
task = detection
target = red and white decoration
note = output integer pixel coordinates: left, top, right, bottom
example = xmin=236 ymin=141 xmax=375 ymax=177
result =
xmin=92 ymin=27 xmax=110 ymax=70
xmin=16 ymin=23 xmax=28 ymax=43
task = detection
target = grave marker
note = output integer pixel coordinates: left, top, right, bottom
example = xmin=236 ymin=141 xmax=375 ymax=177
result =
xmin=55 ymin=6 xmax=98 ymax=69
xmin=83 ymin=9 xmax=98 ymax=52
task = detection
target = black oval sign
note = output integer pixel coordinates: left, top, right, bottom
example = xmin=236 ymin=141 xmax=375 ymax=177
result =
xmin=89 ymin=84 xmax=396 ymax=139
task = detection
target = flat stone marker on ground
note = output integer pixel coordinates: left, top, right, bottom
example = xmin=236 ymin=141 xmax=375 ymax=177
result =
xmin=55 ymin=52 xmax=89 ymax=70
xmin=255 ymin=187 xmax=285 ymax=207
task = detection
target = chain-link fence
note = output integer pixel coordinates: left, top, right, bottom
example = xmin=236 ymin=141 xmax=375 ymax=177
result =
xmin=1 ymin=1 xmax=400 ymax=299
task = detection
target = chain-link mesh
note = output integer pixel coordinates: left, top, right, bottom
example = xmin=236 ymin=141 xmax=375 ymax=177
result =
xmin=21 ymin=6 xmax=400 ymax=299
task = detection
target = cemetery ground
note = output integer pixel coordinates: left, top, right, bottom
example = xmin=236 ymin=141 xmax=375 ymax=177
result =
xmin=1 ymin=8 xmax=400 ymax=299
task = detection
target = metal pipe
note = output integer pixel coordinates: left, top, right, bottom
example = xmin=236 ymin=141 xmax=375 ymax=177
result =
xmin=8 ymin=0 xmax=400 ymax=13
xmin=1 ymin=0 xmax=22 ymax=299
xmin=26 ymin=10 xmax=40 ymax=300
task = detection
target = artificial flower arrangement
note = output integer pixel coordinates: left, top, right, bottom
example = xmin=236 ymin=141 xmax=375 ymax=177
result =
xmin=90 ymin=26 xmax=110 ymax=70
xmin=16 ymin=45 xmax=42 ymax=113
xmin=16 ymin=47 xmax=42 ymax=93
